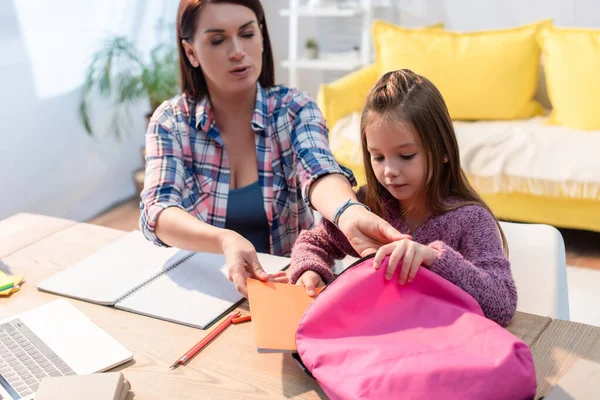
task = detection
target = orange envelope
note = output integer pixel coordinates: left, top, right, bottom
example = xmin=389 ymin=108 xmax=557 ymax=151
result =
xmin=247 ymin=278 xmax=323 ymax=353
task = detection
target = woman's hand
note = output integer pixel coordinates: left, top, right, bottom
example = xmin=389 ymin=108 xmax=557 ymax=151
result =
xmin=221 ymin=231 xmax=271 ymax=297
xmin=295 ymin=270 xmax=325 ymax=297
xmin=373 ymin=240 xmax=438 ymax=285
xmin=337 ymin=205 xmax=411 ymax=257
xmin=268 ymin=271 xmax=290 ymax=284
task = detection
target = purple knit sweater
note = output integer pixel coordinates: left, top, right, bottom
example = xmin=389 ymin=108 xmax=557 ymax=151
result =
xmin=289 ymin=192 xmax=518 ymax=327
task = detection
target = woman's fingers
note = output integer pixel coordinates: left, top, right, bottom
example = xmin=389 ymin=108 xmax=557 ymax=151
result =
xmin=268 ymin=271 xmax=289 ymax=283
xmin=399 ymin=245 xmax=416 ymax=285
xmin=246 ymin=253 xmax=268 ymax=280
xmin=229 ymin=265 xmax=249 ymax=297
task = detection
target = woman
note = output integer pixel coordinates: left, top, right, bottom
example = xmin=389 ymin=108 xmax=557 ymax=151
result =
xmin=140 ymin=0 xmax=406 ymax=296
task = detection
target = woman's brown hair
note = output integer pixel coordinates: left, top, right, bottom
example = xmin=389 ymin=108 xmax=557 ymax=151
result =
xmin=360 ymin=69 xmax=508 ymax=253
xmin=176 ymin=0 xmax=275 ymax=101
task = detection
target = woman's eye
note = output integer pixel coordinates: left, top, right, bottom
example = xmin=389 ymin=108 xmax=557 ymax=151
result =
xmin=400 ymin=154 xmax=416 ymax=160
xmin=211 ymin=38 xmax=225 ymax=46
xmin=241 ymin=32 xmax=255 ymax=39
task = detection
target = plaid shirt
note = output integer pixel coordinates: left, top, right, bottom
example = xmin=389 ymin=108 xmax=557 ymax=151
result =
xmin=140 ymin=83 xmax=355 ymax=256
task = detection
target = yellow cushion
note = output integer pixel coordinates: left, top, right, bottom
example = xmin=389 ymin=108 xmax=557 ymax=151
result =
xmin=539 ymin=26 xmax=600 ymax=130
xmin=317 ymin=22 xmax=444 ymax=131
xmin=373 ymin=19 xmax=550 ymax=120
xmin=318 ymin=64 xmax=378 ymax=131
xmin=328 ymin=113 xmax=367 ymax=187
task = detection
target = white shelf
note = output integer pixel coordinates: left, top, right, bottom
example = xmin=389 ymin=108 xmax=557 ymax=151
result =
xmin=281 ymin=57 xmax=362 ymax=71
xmin=283 ymin=0 xmax=395 ymax=87
xmin=280 ymin=7 xmax=363 ymax=17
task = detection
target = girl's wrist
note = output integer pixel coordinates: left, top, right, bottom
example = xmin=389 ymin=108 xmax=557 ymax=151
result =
xmin=424 ymin=247 xmax=439 ymax=266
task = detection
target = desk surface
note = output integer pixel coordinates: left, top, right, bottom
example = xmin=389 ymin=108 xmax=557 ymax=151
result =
xmin=0 ymin=213 xmax=75 ymax=259
xmin=1 ymin=215 xmax=599 ymax=399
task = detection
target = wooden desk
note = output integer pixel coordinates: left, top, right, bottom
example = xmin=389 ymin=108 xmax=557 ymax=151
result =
xmin=1 ymin=215 xmax=599 ymax=399
xmin=0 ymin=213 xmax=75 ymax=258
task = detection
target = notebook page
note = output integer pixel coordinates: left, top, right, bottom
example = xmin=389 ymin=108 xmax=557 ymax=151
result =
xmin=37 ymin=231 xmax=188 ymax=305
xmin=116 ymin=252 xmax=290 ymax=329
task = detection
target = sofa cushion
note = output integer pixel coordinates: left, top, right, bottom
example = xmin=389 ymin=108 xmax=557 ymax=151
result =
xmin=330 ymin=113 xmax=600 ymax=200
xmin=454 ymin=118 xmax=600 ymax=200
xmin=538 ymin=25 xmax=600 ymax=130
xmin=372 ymin=19 xmax=549 ymax=121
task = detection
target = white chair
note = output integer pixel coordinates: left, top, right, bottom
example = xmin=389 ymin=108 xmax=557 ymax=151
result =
xmin=500 ymin=221 xmax=570 ymax=320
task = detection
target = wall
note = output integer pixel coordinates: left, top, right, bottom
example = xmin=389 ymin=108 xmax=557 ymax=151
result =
xmin=2 ymin=0 xmax=598 ymax=222
xmin=0 ymin=0 xmax=175 ymax=222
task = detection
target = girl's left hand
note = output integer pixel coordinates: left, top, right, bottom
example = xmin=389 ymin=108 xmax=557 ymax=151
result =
xmin=373 ymin=240 xmax=438 ymax=285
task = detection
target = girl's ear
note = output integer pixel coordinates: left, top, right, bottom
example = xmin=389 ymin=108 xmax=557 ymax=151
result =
xmin=443 ymin=155 xmax=449 ymax=163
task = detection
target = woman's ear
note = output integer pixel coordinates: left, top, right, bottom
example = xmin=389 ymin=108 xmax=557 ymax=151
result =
xmin=443 ymin=155 xmax=449 ymax=163
xmin=182 ymin=40 xmax=199 ymax=68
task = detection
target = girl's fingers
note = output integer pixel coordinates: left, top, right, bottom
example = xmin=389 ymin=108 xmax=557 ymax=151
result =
xmin=386 ymin=243 xmax=405 ymax=280
xmin=407 ymin=253 xmax=422 ymax=283
xmin=373 ymin=243 xmax=394 ymax=270
xmin=304 ymin=278 xmax=317 ymax=296
xmin=399 ymin=245 xmax=415 ymax=285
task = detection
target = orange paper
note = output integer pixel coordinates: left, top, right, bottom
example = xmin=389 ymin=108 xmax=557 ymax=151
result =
xmin=247 ymin=278 xmax=323 ymax=353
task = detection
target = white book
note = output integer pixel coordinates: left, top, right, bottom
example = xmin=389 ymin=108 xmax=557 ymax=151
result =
xmin=37 ymin=231 xmax=290 ymax=329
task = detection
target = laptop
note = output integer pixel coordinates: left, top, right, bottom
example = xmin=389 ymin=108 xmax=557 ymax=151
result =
xmin=0 ymin=300 xmax=132 ymax=400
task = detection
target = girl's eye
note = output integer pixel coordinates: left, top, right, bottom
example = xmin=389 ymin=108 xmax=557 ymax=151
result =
xmin=400 ymin=154 xmax=416 ymax=160
xmin=211 ymin=38 xmax=225 ymax=46
xmin=372 ymin=156 xmax=384 ymax=162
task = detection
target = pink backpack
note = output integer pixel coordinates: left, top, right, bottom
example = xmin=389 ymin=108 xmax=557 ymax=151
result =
xmin=294 ymin=255 xmax=536 ymax=400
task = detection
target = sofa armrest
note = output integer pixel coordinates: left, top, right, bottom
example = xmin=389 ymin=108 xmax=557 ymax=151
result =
xmin=317 ymin=64 xmax=378 ymax=130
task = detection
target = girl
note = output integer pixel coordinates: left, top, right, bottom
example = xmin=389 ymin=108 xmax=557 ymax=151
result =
xmin=289 ymin=69 xmax=517 ymax=326
xmin=139 ymin=0 xmax=407 ymax=297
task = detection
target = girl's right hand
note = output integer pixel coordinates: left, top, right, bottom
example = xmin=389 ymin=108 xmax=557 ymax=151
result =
xmin=296 ymin=270 xmax=325 ymax=297
xmin=221 ymin=231 xmax=269 ymax=297
xmin=372 ymin=239 xmax=438 ymax=285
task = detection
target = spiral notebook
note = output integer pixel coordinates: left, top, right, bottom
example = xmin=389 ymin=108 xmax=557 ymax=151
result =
xmin=37 ymin=231 xmax=290 ymax=329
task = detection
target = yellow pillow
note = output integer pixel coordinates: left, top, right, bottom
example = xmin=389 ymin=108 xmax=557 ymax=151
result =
xmin=373 ymin=19 xmax=550 ymax=120
xmin=539 ymin=26 xmax=600 ymax=130
xmin=328 ymin=112 xmax=367 ymax=187
xmin=317 ymin=22 xmax=445 ymax=130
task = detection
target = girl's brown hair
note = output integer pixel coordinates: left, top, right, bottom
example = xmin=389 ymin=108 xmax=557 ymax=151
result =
xmin=360 ymin=69 xmax=508 ymax=253
xmin=176 ymin=0 xmax=275 ymax=101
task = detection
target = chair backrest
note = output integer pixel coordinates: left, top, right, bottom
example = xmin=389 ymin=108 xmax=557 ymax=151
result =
xmin=499 ymin=221 xmax=570 ymax=320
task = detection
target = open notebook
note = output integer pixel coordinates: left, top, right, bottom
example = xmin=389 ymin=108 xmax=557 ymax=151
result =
xmin=37 ymin=231 xmax=290 ymax=330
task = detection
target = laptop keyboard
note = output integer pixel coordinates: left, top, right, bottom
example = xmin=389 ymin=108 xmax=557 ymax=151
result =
xmin=0 ymin=318 xmax=75 ymax=398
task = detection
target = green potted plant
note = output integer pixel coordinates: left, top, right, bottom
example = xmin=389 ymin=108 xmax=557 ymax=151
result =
xmin=305 ymin=37 xmax=319 ymax=60
xmin=79 ymin=36 xmax=180 ymax=193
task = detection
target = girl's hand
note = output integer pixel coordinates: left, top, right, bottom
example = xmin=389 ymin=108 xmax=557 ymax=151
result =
xmin=373 ymin=240 xmax=438 ymax=285
xmin=295 ymin=270 xmax=325 ymax=297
